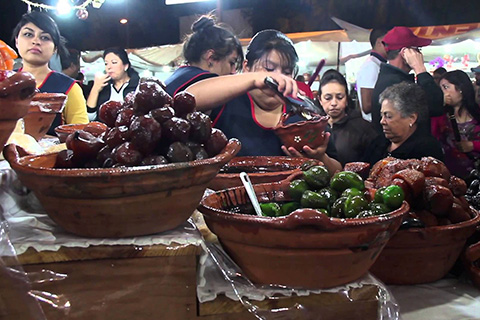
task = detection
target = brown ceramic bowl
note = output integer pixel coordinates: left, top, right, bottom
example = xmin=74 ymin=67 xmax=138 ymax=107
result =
xmin=464 ymin=235 xmax=480 ymax=289
xmin=0 ymin=71 xmax=36 ymax=153
xmin=274 ymin=115 xmax=329 ymax=150
xmin=370 ymin=210 xmax=480 ymax=285
xmin=54 ymin=123 xmax=87 ymax=143
xmin=198 ymin=177 xmax=409 ymax=289
xmin=4 ymin=139 xmax=241 ymax=238
xmin=23 ymin=92 xmax=67 ymax=141
xmin=209 ymin=156 xmax=321 ymax=190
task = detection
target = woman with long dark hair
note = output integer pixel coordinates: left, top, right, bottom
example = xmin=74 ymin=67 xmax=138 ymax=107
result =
xmin=432 ymin=70 xmax=480 ymax=178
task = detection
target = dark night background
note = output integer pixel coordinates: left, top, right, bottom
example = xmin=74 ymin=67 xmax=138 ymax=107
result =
xmin=1 ymin=0 xmax=480 ymax=51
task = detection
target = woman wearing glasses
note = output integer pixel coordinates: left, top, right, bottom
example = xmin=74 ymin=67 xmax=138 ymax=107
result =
xmin=187 ymin=29 xmax=341 ymax=175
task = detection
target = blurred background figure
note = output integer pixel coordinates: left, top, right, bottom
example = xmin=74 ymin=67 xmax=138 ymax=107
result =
xmin=86 ymin=47 xmax=140 ymax=121
xmin=13 ymin=11 xmax=88 ymax=135
xmin=433 ymin=66 xmax=447 ymax=86
xmin=356 ymin=28 xmax=388 ymax=122
xmin=472 ymin=65 xmax=480 ymax=105
xmin=432 ymin=70 xmax=480 ymax=179
xmin=164 ymin=14 xmax=243 ymax=97
xmin=61 ymin=48 xmax=81 ymax=79
xmin=318 ymin=69 xmax=377 ymax=166
xmin=363 ymin=82 xmax=444 ymax=165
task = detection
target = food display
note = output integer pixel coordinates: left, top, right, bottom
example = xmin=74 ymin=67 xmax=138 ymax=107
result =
xmin=55 ymin=79 xmax=227 ymax=169
xmin=24 ymin=92 xmax=67 ymax=141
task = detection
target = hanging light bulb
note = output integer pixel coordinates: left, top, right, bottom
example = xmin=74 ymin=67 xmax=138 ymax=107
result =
xmin=92 ymin=0 xmax=105 ymax=9
xmin=56 ymin=0 xmax=72 ymax=15
xmin=76 ymin=8 xmax=89 ymax=20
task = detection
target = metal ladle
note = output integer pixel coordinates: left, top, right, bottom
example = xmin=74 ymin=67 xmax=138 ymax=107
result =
xmin=239 ymin=172 xmax=263 ymax=217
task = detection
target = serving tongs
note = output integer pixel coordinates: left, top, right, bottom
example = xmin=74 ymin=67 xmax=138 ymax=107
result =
xmin=264 ymin=76 xmax=322 ymax=120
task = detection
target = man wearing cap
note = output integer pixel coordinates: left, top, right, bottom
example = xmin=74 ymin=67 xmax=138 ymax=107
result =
xmin=471 ymin=65 xmax=480 ymax=105
xmin=356 ymin=28 xmax=388 ymax=122
xmin=371 ymin=26 xmax=444 ymax=133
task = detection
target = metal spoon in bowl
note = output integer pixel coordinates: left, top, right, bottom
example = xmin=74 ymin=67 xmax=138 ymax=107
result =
xmin=239 ymin=172 xmax=263 ymax=217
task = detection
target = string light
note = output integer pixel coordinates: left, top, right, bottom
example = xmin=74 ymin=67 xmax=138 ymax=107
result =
xmin=20 ymin=0 xmax=95 ymax=10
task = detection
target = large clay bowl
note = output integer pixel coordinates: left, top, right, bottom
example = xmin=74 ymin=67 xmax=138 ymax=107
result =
xmin=0 ymin=71 xmax=36 ymax=152
xmin=209 ymin=156 xmax=321 ymax=190
xmin=370 ymin=210 xmax=480 ymax=285
xmin=23 ymin=92 xmax=67 ymax=141
xmin=273 ymin=115 xmax=329 ymax=150
xmin=4 ymin=139 xmax=240 ymax=238
xmin=198 ymin=178 xmax=409 ymax=289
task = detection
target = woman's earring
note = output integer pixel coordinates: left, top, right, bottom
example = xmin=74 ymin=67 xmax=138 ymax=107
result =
xmin=409 ymin=123 xmax=413 ymax=128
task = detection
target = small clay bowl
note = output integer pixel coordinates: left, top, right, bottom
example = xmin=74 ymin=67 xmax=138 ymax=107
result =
xmin=24 ymin=92 xmax=67 ymax=141
xmin=274 ymin=115 xmax=329 ymax=150
xmin=370 ymin=210 xmax=480 ymax=285
xmin=209 ymin=156 xmax=321 ymax=190
xmin=54 ymin=122 xmax=108 ymax=143
xmin=4 ymin=139 xmax=241 ymax=238
xmin=198 ymin=177 xmax=409 ymax=289
xmin=0 ymin=71 xmax=36 ymax=153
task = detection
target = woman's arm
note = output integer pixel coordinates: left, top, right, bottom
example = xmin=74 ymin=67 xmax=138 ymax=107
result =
xmin=186 ymin=71 xmax=299 ymax=111
xmin=86 ymin=73 xmax=110 ymax=111
xmin=64 ymin=83 xmax=89 ymax=124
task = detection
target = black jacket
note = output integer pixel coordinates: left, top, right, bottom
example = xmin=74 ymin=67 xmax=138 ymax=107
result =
xmin=371 ymin=63 xmax=444 ymax=134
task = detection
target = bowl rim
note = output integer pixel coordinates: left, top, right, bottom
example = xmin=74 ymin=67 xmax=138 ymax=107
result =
xmin=217 ymin=156 xmax=320 ymax=175
xmin=199 ymin=179 xmax=409 ymax=230
xmin=273 ymin=114 xmax=329 ymax=131
xmin=4 ymin=138 xmax=241 ymax=177
xmin=54 ymin=123 xmax=89 ymax=133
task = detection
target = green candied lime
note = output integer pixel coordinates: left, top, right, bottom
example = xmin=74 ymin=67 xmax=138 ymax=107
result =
xmin=317 ymin=208 xmax=329 ymax=216
xmin=341 ymin=187 xmax=363 ymax=198
xmin=279 ymin=201 xmax=301 ymax=217
xmin=344 ymin=195 xmax=369 ymax=218
xmin=303 ymin=165 xmax=330 ymax=189
xmin=331 ymin=197 xmax=347 ymax=218
xmin=368 ymin=202 xmax=390 ymax=216
xmin=260 ymin=202 xmax=281 ymax=217
xmin=300 ymin=159 xmax=319 ymax=171
xmin=318 ymin=187 xmax=338 ymax=205
xmin=382 ymin=185 xmax=405 ymax=209
xmin=356 ymin=210 xmax=375 ymax=218
xmin=373 ymin=186 xmax=388 ymax=203
xmin=330 ymin=171 xmax=365 ymax=193
xmin=300 ymin=190 xmax=329 ymax=209
xmin=289 ymin=179 xmax=310 ymax=201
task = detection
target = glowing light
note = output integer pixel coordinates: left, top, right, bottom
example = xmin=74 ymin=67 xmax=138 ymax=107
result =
xmin=56 ymin=0 xmax=72 ymax=15
xmin=120 ymin=18 xmax=128 ymax=24
xmin=166 ymin=0 xmax=214 ymax=4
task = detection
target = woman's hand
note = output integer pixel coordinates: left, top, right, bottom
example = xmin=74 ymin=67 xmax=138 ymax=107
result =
xmin=92 ymin=73 xmax=111 ymax=93
xmin=456 ymin=140 xmax=474 ymax=153
xmin=253 ymin=72 xmax=299 ymax=99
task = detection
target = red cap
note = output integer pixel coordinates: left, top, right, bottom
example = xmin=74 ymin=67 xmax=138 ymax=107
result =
xmin=382 ymin=27 xmax=432 ymax=51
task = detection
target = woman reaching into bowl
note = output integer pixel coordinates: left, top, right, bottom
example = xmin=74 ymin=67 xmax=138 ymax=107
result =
xmin=363 ymin=82 xmax=444 ymax=165
xmin=318 ymin=69 xmax=377 ymax=166
xmin=432 ymin=70 xmax=480 ymax=179
xmin=186 ymin=29 xmax=342 ymax=176
xmin=12 ymin=11 xmax=89 ymax=135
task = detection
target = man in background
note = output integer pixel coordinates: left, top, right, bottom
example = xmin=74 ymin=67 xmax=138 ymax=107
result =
xmin=433 ymin=67 xmax=447 ymax=86
xmin=371 ymin=26 xmax=444 ymax=133
xmin=356 ymin=28 xmax=388 ymax=122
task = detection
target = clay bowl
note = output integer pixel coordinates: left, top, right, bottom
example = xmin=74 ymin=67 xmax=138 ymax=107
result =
xmin=3 ymin=139 xmax=240 ymax=238
xmin=274 ymin=115 xmax=329 ymax=150
xmin=370 ymin=209 xmax=480 ymax=285
xmin=464 ymin=234 xmax=480 ymax=289
xmin=23 ymin=92 xmax=67 ymax=141
xmin=0 ymin=71 xmax=36 ymax=153
xmin=209 ymin=156 xmax=321 ymax=190
xmin=198 ymin=177 xmax=409 ymax=289
xmin=54 ymin=123 xmax=87 ymax=143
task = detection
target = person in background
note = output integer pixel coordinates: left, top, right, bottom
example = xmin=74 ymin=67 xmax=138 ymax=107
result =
xmin=471 ymin=65 xmax=480 ymax=106
xmin=61 ymin=48 xmax=81 ymax=79
xmin=371 ymin=26 xmax=444 ymax=134
xmin=164 ymin=15 xmax=243 ymax=97
xmin=86 ymin=47 xmax=140 ymax=121
xmin=187 ymin=29 xmax=342 ymax=175
xmin=363 ymin=82 xmax=444 ymax=166
xmin=431 ymin=70 xmax=480 ymax=179
xmin=433 ymin=67 xmax=447 ymax=86
xmin=318 ymin=69 xmax=377 ymax=166
xmin=13 ymin=11 xmax=88 ymax=135
xmin=356 ymin=28 xmax=388 ymax=122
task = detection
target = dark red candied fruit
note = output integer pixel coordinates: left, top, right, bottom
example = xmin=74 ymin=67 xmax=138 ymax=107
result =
xmin=115 ymin=107 xmax=136 ymax=127
xmin=68 ymin=130 xmax=105 ymax=161
xmin=98 ymin=100 xmax=124 ymax=127
xmin=133 ymin=81 xmax=173 ymax=115
xmin=140 ymin=155 xmax=169 ymax=166
xmin=129 ymin=115 xmax=162 ymax=155
xmin=113 ymin=142 xmax=143 ymax=166
xmin=55 ymin=149 xmax=76 ymax=168
xmin=162 ymin=117 xmax=191 ymax=143
xmin=149 ymin=106 xmax=175 ymax=124
xmin=186 ymin=111 xmax=212 ymax=143
xmin=104 ymin=126 xmax=130 ymax=148
xmin=204 ymin=128 xmax=228 ymax=157
xmin=166 ymin=141 xmax=194 ymax=163
xmin=172 ymin=91 xmax=196 ymax=118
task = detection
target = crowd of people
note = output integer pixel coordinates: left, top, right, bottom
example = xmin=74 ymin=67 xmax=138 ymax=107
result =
xmin=12 ymin=11 xmax=480 ymax=180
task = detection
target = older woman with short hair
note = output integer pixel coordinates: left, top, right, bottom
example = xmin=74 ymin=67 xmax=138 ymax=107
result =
xmin=363 ymin=82 xmax=444 ymax=165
